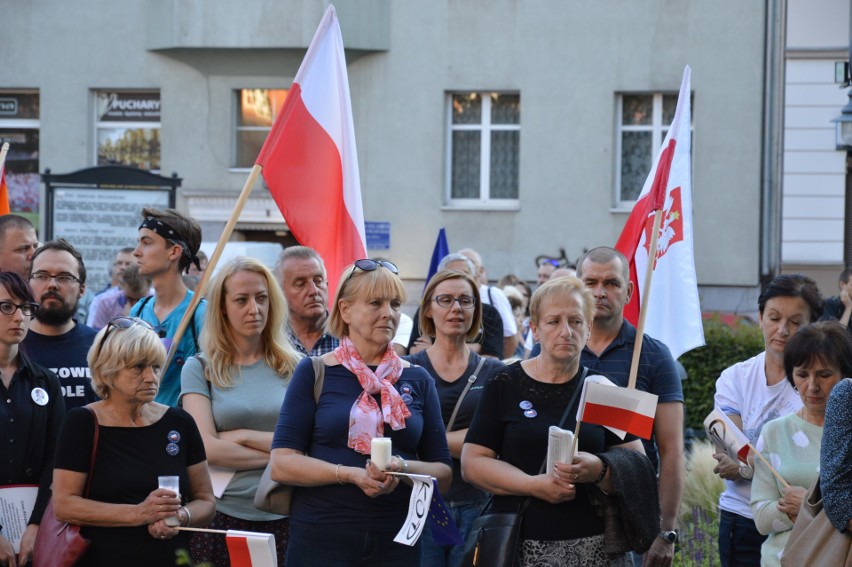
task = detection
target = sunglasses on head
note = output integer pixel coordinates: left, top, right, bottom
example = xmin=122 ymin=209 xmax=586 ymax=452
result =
xmin=343 ymin=259 xmax=399 ymax=287
xmin=94 ymin=317 xmax=155 ymax=360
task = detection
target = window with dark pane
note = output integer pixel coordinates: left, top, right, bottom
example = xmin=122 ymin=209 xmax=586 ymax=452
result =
xmin=234 ymin=89 xmax=288 ymax=168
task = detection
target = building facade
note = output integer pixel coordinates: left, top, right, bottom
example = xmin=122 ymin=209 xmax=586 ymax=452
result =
xmin=1 ymin=0 xmax=774 ymax=309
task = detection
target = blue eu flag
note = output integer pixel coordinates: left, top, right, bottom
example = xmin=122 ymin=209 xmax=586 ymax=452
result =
xmin=427 ymin=478 xmax=464 ymax=545
xmin=424 ymin=228 xmax=450 ymax=290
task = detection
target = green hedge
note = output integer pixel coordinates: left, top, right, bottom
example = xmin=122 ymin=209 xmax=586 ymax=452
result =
xmin=679 ymin=316 xmax=765 ymax=430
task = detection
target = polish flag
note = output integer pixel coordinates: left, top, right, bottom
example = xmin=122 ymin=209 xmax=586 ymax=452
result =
xmin=0 ymin=144 xmax=11 ymax=215
xmin=225 ymin=530 xmax=277 ymax=567
xmin=614 ymin=66 xmax=703 ymax=359
xmin=578 ymin=381 xmax=658 ymax=440
xmin=256 ymin=5 xmax=367 ymax=299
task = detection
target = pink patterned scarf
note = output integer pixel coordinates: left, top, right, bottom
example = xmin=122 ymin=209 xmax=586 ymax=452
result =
xmin=335 ymin=336 xmax=411 ymax=455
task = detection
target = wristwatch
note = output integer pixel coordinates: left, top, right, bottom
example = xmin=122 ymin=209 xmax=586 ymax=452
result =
xmin=738 ymin=464 xmax=754 ymax=480
xmin=658 ymin=530 xmax=678 ymax=544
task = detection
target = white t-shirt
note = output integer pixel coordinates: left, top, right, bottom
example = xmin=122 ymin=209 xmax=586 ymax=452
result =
xmin=479 ymin=284 xmax=518 ymax=337
xmin=394 ymin=313 xmax=414 ymax=347
xmin=714 ymin=351 xmax=802 ymax=518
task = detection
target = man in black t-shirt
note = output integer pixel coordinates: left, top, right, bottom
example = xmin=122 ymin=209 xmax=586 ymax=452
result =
xmin=22 ymin=239 xmax=98 ymax=410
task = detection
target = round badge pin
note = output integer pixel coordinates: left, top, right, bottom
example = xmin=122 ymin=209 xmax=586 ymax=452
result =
xmin=519 ymin=400 xmax=533 ymax=410
xmin=167 ymin=430 xmax=181 ymax=443
xmin=166 ymin=443 xmax=180 ymax=456
xmin=31 ymin=387 xmax=49 ymax=406
xmin=524 ymin=409 xmax=537 ymax=418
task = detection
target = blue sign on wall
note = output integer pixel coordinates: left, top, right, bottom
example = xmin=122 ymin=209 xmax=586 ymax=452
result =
xmin=365 ymin=221 xmax=391 ymax=250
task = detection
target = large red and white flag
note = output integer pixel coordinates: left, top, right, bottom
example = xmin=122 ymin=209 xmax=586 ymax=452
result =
xmin=225 ymin=530 xmax=277 ymax=567
xmin=256 ymin=5 xmax=367 ymax=298
xmin=578 ymin=381 xmax=658 ymax=440
xmin=615 ymin=66 xmax=703 ymax=359
xmin=0 ymin=144 xmax=11 ymax=215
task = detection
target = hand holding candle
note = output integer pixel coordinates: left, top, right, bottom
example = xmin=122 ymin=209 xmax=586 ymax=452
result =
xmin=371 ymin=437 xmax=392 ymax=470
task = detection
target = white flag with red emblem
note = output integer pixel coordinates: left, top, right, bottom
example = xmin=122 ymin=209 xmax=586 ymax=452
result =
xmin=615 ymin=66 xmax=704 ymax=359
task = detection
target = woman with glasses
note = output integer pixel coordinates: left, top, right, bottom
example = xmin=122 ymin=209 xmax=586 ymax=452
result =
xmin=271 ymin=259 xmax=452 ymax=566
xmin=403 ymin=269 xmax=504 ymax=567
xmin=180 ymin=257 xmax=301 ymax=565
xmin=51 ymin=317 xmax=215 ymax=566
xmin=0 ymin=272 xmax=64 ymax=566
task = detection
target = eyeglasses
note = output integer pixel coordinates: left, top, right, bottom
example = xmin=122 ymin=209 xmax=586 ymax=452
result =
xmin=432 ymin=294 xmax=476 ymax=310
xmin=0 ymin=301 xmax=39 ymax=317
xmin=29 ymin=271 xmax=81 ymax=286
xmin=94 ymin=317 xmax=155 ymax=360
xmin=343 ymin=259 xmax=399 ymax=287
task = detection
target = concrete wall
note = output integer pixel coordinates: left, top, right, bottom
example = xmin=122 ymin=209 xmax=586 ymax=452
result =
xmin=0 ymin=0 xmax=768 ymax=302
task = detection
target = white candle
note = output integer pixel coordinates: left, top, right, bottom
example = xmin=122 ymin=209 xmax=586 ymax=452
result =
xmin=371 ymin=437 xmax=392 ymax=470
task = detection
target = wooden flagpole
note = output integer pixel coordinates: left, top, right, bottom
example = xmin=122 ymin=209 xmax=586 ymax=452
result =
xmin=159 ymin=164 xmax=263 ymax=376
xmin=175 ymin=526 xmax=230 ymax=534
xmin=745 ymin=440 xmax=789 ymax=489
xmin=626 ymin=208 xmax=664 ymax=390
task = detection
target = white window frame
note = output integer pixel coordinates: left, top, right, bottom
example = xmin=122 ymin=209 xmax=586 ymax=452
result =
xmin=444 ymin=92 xmax=520 ymax=210
xmin=615 ymin=93 xmax=666 ymax=210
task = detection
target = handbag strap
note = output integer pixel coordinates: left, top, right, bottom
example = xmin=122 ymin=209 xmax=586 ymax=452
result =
xmin=446 ymin=354 xmax=488 ymax=433
xmin=537 ymin=366 xmax=589 ymax=476
xmin=310 ymin=356 xmax=326 ymax=403
xmin=83 ymin=407 xmax=101 ymax=498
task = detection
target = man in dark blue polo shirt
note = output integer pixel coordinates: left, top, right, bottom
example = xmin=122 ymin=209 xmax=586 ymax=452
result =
xmin=578 ymin=246 xmax=684 ymax=567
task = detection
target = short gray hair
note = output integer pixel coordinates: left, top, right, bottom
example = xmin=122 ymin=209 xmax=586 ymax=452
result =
xmin=275 ymin=246 xmax=326 ymax=278
xmin=438 ymin=253 xmax=475 ymax=275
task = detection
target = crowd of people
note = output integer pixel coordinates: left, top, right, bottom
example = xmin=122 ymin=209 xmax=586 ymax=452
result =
xmin=0 ymin=208 xmax=850 ymax=567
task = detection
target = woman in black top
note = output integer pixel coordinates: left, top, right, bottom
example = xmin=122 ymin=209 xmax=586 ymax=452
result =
xmin=51 ymin=318 xmax=215 ymax=566
xmin=462 ymin=276 xmax=646 ymax=567
xmin=0 ymin=272 xmax=64 ymax=566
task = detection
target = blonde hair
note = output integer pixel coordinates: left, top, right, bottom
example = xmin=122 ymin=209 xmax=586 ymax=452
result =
xmin=529 ymin=275 xmax=595 ymax=325
xmin=201 ymin=257 xmax=301 ymax=388
xmin=329 ymin=262 xmax=406 ymax=338
xmin=419 ymin=270 xmax=482 ymax=341
xmin=88 ymin=322 xmax=167 ymax=398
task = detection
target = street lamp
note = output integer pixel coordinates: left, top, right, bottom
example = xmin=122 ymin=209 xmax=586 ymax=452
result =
xmin=833 ymin=96 xmax=852 ymax=266
xmin=833 ymin=90 xmax=852 ymax=149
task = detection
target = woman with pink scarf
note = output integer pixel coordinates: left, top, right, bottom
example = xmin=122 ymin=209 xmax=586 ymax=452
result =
xmin=271 ymin=259 xmax=452 ymax=566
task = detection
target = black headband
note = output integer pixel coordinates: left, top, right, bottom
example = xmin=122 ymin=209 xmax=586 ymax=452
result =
xmin=139 ymin=217 xmax=201 ymax=272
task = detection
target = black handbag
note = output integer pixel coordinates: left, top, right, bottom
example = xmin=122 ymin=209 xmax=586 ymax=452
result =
xmin=461 ymin=369 xmax=588 ymax=567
